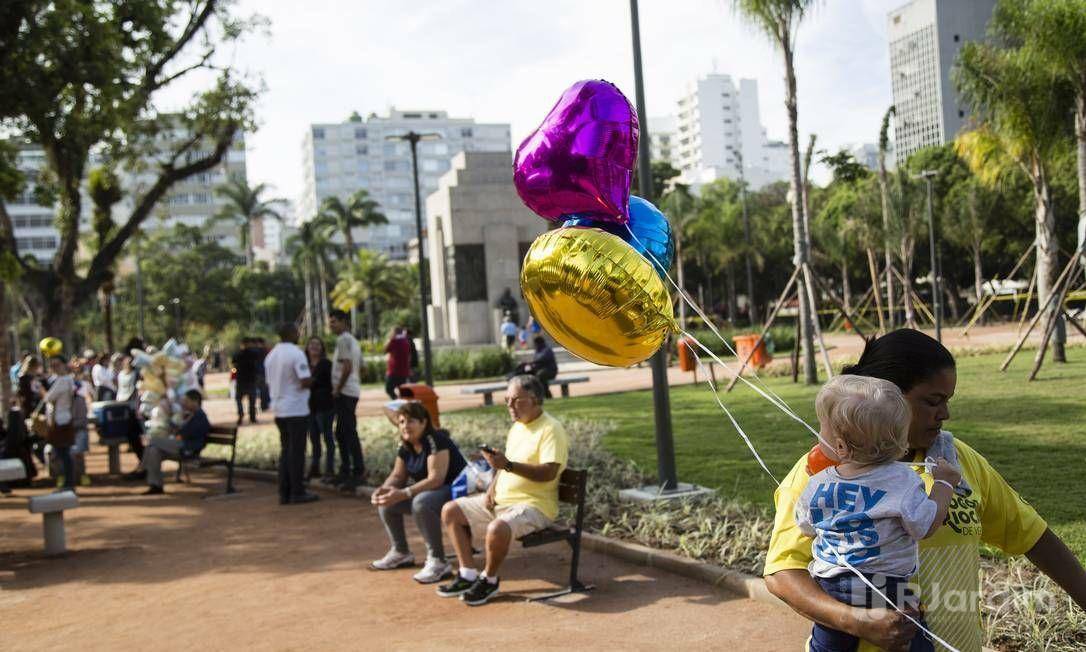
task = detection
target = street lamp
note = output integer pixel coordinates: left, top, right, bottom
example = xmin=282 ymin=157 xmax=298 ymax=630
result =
xmin=386 ymin=130 xmax=440 ymax=386
xmin=917 ymin=169 xmax=942 ymax=342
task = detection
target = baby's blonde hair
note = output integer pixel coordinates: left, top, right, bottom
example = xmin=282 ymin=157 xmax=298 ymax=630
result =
xmin=815 ymin=374 xmax=910 ymax=464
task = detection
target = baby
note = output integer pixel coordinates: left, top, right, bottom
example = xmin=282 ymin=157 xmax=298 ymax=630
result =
xmin=795 ymin=375 xmax=961 ymax=652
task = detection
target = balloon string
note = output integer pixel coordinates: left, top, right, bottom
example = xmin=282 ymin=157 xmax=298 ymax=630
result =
xmin=685 ymin=341 xmax=779 ymax=484
xmin=624 ymin=223 xmax=805 ymax=431
xmin=626 ymin=224 xmax=957 ymax=651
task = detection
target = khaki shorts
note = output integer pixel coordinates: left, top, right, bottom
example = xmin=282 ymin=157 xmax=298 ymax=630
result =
xmin=454 ymin=494 xmax=552 ymax=541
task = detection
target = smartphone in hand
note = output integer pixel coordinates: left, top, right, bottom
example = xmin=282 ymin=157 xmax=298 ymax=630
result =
xmin=479 ymin=444 xmax=496 ymax=455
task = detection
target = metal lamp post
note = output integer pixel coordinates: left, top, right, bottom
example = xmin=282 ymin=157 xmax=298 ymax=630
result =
xmin=918 ymin=169 xmax=942 ymax=342
xmin=386 ymin=131 xmax=439 ymax=386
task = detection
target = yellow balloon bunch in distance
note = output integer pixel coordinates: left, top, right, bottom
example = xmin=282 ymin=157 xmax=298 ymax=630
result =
xmin=520 ymin=227 xmax=674 ymax=367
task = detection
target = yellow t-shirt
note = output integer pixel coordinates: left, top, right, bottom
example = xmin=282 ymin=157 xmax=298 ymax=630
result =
xmin=494 ymin=412 xmax=569 ymax=520
xmin=764 ymin=435 xmax=1047 ymax=652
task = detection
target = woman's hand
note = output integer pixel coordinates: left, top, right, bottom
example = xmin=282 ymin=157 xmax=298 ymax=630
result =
xmin=852 ymin=606 xmax=920 ymax=652
xmin=373 ymin=488 xmax=410 ymax=507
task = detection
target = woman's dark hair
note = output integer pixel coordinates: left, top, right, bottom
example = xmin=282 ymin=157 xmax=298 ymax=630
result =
xmin=395 ymin=401 xmax=435 ymax=435
xmin=842 ymin=329 xmax=955 ymax=393
xmin=306 ymin=336 xmax=327 ymax=359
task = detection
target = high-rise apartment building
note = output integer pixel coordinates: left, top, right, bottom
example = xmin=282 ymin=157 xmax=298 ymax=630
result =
xmin=298 ymin=109 xmax=510 ymax=260
xmin=7 ymin=131 xmax=247 ymax=263
xmin=673 ymin=73 xmax=788 ymax=190
xmin=648 ymin=116 xmax=679 ymax=170
xmin=887 ymin=0 xmax=997 ymax=163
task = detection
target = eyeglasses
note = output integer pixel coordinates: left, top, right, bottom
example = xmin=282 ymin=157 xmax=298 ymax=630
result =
xmin=505 ymin=395 xmax=536 ymax=406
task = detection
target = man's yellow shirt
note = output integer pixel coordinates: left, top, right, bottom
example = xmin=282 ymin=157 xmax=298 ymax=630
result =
xmin=764 ymin=436 xmax=1046 ymax=652
xmin=494 ymin=411 xmax=569 ymax=521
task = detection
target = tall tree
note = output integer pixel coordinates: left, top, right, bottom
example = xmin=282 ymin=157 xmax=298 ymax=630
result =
xmin=956 ymin=18 xmax=1076 ymax=361
xmin=330 ymin=249 xmax=413 ymax=341
xmin=319 ymin=188 xmax=387 ymax=256
xmin=944 ymin=178 xmax=1001 ymax=305
xmin=733 ymin=0 xmax=818 ymax=383
xmin=287 ymin=219 xmax=340 ymax=336
xmin=213 ymin=174 xmax=287 ymax=267
xmin=0 ymin=1 xmax=260 ymax=340
xmin=659 ymin=182 xmax=698 ymax=328
xmin=1003 ymin=0 xmax=1086 ymax=275
xmin=877 ymin=106 xmax=897 ymax=331
xmin=88 ymin=166 xmax=123 ymax=351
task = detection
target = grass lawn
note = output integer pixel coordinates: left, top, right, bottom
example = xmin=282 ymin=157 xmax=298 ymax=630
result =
xmin=473 ymin=349 xmax=1086 ymax=562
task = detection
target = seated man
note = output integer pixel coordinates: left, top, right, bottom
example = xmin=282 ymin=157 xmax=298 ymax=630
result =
xmin=438 ymin=374 xmax=569 ymax=606
xmin=513 ymin=337 xmax=558 ymax=398
xmin=143 ymin=390 xmax=210 ymax=495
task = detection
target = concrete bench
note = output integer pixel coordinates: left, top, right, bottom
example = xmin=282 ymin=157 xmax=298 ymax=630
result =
xmin=0 ymin=458 xmax=27 ymax=482
xmin=460 ymin=376 xmax=591 ymax=406
xmin=28 ymin=490 xmax=79 ymax=555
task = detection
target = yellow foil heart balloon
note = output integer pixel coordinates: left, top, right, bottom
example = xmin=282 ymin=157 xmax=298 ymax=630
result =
xmin=520 ymin=227 xmax=674 ymax=367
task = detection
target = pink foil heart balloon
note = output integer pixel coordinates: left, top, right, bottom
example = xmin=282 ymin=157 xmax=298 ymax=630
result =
xmin=513 ymin=79 xmax=639 ymax=224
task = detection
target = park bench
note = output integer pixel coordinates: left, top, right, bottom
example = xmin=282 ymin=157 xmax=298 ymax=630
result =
xmin=28 ymin=489 xmax=79 ymax=555
xmin=92 ymin=400 xmax=136 ymax=475
xmin=461 ymin=376 xmax=590 ymax=406
xmin=517 ymin=467 xmax=595 ymax=601
xmin=176 ymin=424 xmax=239 ymax=495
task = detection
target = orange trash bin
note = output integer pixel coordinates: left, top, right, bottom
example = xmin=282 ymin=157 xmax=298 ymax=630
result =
xmin=677 ymin=336 xmax=696 ymax=372
xmin=397 ymin=383 xmax=441 ymax=428
xmin=733 ymin=334 xmax=772 ymax=369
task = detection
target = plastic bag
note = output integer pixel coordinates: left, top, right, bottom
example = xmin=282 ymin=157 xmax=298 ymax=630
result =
xmin=451 ymin=458 xmax=494 ymax=499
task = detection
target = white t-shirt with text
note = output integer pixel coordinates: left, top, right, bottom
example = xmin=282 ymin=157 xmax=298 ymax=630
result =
xmin=263 ymin=342 xmax=311 ymax=418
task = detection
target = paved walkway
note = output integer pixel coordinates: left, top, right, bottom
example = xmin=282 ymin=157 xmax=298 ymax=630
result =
xmin=0 ymin=447 xmax=811 ymax=649
xmin=201 ymin=323 xmax=1081 ymax=430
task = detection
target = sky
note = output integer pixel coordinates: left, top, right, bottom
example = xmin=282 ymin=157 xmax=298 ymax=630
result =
xmin=164 ymin=0 xmax=907 ymax=210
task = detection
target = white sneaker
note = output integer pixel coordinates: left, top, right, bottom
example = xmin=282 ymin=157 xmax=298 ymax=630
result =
xmin=369 ymin=549 xmax=415 ymax=571
xmin=413 ymin=558 xmax=452 ymax=584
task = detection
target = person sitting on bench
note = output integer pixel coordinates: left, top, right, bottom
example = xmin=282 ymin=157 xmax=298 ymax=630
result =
xmin=143 ymin=390 xmax=210 ymax=495
xmin=512 ymin=336 xmax=558 ymax=398
xmin=437 ymin=374 xmax=569 ymax=606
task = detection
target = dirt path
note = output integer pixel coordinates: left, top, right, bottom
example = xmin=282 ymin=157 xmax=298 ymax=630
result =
xmin=1 ymin=448 xmax=810 ymax=649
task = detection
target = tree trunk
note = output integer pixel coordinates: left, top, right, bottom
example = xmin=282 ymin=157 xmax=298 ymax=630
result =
xmin=782 ymin=26 xmax=817 ymax=384
xmin=944 ymin=282 xmax=961 ymax=322
xmin=1076 ymin=91 xmax=1085 ymax=280
xmin=40 ymin=278 xmax=77 ymax=352
xmin=972 ymin=244 xmax=984 ymax=308
xmin=0 ymin=284 xmax=11 ymax=429
xmin=303 ymin=263 xmax=315 ymax=336
xmin=840 ymin=259 xmax=852 ymax=315
xmin=877 ymin=110 xmax=896 ymax=330
xmin=741 ymin=182 xmax=758 ymax=325
xmin=675 ymin=232 xmax=688 ymax=329
xmin=725 ymin=265 xmax=738 ymax=325
xmin=1032 ymin=167 xmax=1065 ymax=362
xmin=100 ymin=282 xmax=115 ymax=353
xmin=901 ymin=240 xmax=916 ymax=328
xmin=866 ymin=248 xmax=886 ymax=334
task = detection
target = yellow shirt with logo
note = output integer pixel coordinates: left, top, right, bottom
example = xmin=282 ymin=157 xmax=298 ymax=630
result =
xmin=764 ymin=435 xmax=1047 ymax=652
xmin=494 ymin=412 xmax=569 ymax=520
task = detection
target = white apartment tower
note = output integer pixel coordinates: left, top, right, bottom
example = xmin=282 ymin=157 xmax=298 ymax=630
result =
xmin=673 ymin=74 xmax=787 ymax=190
xmin=887 ymin=0 xmax=997 ymax=163
xmin=299 ymin=109 xmax=511 ymax=260
xmin=648 ymin=116 xmax=679 ymax=170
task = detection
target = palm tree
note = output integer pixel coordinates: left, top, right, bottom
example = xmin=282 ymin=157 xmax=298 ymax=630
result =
xmin=659 ymin=183 xmax=698 ymax=328
xmin=287 ymin=219 xmax=340 ymax=336
xmin=877 ymin=106 xmax=897 ymax=330
xmin=319 ymin=188 xmax=387 ymax=256
xmin=956 ymin=31 xmax=1075 ymax=362
xmin=330 ymin=249 xmax=410 ymax=341
xmin=213 ymin=174 xmax=287 ymax=267
xmin=733 ymin=0 xmax=817 ymax=383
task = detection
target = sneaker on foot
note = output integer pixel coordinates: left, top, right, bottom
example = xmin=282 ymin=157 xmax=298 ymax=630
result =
xmin=368 ymin=549 xmax=415 ymax=571
xmin=143 ymin=485 xmax=164 ymax=495
xmin=436 ymin=573 xmax=477 ymax=598
xmin=413 ymin=558 xmax=452 ymax=584
xmin=461 ymin=577 xmax=500 ymax=606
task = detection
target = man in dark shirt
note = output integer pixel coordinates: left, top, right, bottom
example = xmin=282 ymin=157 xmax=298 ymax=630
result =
xmin=233 ymin=337 xmax=259 ymax=425
xmin=515 ymin=336 xmax=558 ymax=398
xmin=143 ymin=390 xmax=211 ymax=494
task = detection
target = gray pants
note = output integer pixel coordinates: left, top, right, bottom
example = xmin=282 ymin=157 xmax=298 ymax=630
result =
xmin=378 ymin=485 xmax=452 ymax=561
xmin=144 ymin=436 xmax=183 ymax=488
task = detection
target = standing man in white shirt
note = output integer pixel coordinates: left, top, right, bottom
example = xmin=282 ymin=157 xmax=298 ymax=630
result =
xmin=328 ymin=309 xmax=365 ymax=492
xmin=264 ymin=322 xmax=319 ymax=505
xmin=91 ymin=352 xmax=117 ymax=401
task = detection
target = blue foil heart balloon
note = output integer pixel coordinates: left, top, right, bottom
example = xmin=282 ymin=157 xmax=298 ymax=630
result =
xmin=563 ymin=195 xmax=675 ymax=279
xmin=514 ymin=79 xmax=638 ymax=224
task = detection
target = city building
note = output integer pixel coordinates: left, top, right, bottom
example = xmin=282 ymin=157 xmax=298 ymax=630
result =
xmin=648 ymin=116 xmax=679 ymax=170
xmin=298 ymin=109 xmax=511 ymax=261
xmin=843 ymin=142 xmax=895 ymax=173
xmin=672 ymin=73 xmax=789 ymax=190
xmin=887 ymin=0 xmax=997 ymax=163
xmin=8 ymin=129 xmax=247 ymax=263
xmin=425 ymin=151 xmax=546 ymax=346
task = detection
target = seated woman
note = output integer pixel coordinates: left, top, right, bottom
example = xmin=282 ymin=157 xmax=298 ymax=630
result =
xmin=370 ymin=401 xmax=467 ymax=584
